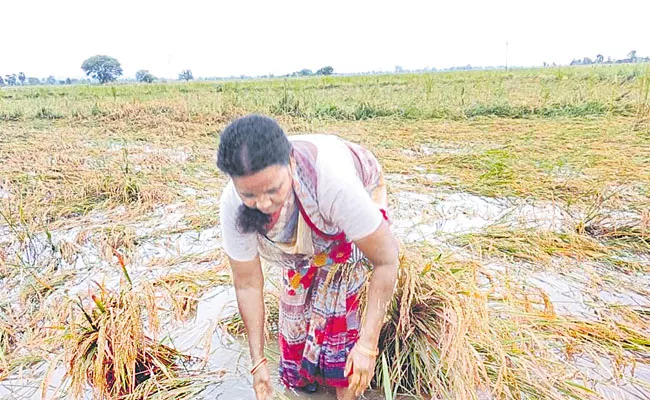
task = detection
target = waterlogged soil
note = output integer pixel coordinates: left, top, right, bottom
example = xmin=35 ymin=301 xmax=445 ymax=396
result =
xmin=1 ymin=177 xmax=648 ymax=399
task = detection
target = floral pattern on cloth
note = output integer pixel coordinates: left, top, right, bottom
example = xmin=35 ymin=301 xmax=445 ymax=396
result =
xmin=254 ymin=137 xmax=388 ymax=388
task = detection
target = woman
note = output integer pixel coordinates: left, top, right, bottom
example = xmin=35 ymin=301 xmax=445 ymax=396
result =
xmin=217 ymin=114 xmax=399 ymax=400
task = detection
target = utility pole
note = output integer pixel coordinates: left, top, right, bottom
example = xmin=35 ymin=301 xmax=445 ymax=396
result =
xmin=505 ymin=41 xmax=509 ymax=71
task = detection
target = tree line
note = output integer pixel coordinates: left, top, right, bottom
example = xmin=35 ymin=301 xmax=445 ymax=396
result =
xmin=0 ymin=55 xmax=197 ymax=86
xmin=569 ymin=50 xmax=648 ymax=66
xmin=1 ymin=54 xmax=336 ymax=86
xmin=0 ymin=73 xmax=89 ymax=86
xmin=4 ymin=50 xmax=645 ymax=87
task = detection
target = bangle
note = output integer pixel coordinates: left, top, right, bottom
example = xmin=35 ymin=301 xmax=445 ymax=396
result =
xmin=355 ymin=343 xmax=379 ymax=357
xmin=250 ymin=357 xmax=268 ymax=375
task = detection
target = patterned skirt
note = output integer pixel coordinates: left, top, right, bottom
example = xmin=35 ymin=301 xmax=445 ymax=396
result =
xmin=278 ymin=255 xmax=369 ymax=388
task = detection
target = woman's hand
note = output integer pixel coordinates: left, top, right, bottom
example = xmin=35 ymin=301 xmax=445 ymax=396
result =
xmin=344 ymin=341 xmax=378 ymax=397
xmin=253 ymin=363 xmax=274 ymax=400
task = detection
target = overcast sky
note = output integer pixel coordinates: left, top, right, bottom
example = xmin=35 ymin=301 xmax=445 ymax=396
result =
xmin=1 ymin=0 xmax=648 ymax=80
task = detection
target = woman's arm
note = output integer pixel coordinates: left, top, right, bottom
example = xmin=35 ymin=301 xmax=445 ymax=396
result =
xmin=229 ymin=255 xmax=273 ymax=400
xmin=345 ymin=220 xmax=399 ymax=396
xmin=355 ymin=220 xmax=399 ymax=348
xmin=229 ymin=255 xmax=266 ymax=364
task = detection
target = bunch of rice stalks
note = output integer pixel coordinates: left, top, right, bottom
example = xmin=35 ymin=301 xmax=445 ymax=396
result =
xmin=368 ymin=250 xmax=650 ymax=399
xmin=64 ymin=257 xmax=190 ymax=399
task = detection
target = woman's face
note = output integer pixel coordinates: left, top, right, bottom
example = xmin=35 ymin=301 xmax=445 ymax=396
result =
xmin=232 ymin=164 xmax=293 ymax=215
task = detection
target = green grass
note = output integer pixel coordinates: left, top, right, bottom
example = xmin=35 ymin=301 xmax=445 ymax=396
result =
xmin=1 ymin=64 xmax=648 ymax=122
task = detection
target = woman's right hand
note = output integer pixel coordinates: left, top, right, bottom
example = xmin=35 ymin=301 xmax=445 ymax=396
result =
xmin=253 ymin=363 xmax=274 ymax=400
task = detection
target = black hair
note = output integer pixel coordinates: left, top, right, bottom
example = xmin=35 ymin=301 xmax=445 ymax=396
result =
xmin=217 ymin=114 xmax=292 ymax=235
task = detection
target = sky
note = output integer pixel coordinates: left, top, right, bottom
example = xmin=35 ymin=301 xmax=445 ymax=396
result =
xmin=1 ymin=0 xmax=649 ymax=80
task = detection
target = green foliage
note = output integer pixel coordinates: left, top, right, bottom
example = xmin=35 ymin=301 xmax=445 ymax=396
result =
xmin=91 ymin=102 xmax=105 ymax=117
xmin=313 ymin=103 xmax=347 ymax=119
xmin=269 ymin=88 xmax=302 ymax=116
xmin=81 ymin=55 xmax=123 ymax=84
xmin=5 ymin=74 xmax=17 ymax=86
xmin=352 ymin=102 xmax=394 ymax=120
xmin=316 ymin=66 xmax=334 ymax=75
xmin=136 ymin=70 xmax=156 ymax=84
xmin=178 ymin=70 xmax=193 ymax=81
xmin=35 ymin=107 xmax=64 ymax=120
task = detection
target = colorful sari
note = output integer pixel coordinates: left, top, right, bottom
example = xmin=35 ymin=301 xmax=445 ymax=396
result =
xmin=256 ymin=138 xmax=388 ymax=388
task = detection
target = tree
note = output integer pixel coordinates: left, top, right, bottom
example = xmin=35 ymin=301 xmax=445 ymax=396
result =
xmin=81 ymin=55 xmax=123 ymax=84
xmin=18 ymin=72 xmax=26 ymax=85
xmin=28 ymin=77 xmax=40 ymax=85
xmin=46 ymin=76 xmax=56 ymax=85
xmin=136 ymin=70 xmax=156 ymax=83
xmin=5 ymin=74 xmax=17 ymax=86
xmin=595 ymin=54 xmax=604 ymax=63
xmin=298 ymin=69 xmax=313 ymax=76
xmin=65 ymin=78 xmax=72 ymax=85
xmin=628 ymin=50 xmax=637 ymax=62
xmin=316 ymin=66 xmax=334 ymax=75
xmin=582 ymin=57 xmax=593 ymax=65
xmin=0 ymin=76 xmax=4 ymax=86
xmin=178 ymin=70 xmax=193 ymax=81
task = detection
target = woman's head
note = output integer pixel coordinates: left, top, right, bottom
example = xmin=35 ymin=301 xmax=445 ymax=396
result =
xmin=217 ymin=114 xmax=293 ymax=234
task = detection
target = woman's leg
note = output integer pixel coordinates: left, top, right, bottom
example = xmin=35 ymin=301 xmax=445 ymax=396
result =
xmin=336 ymin=387 xmax=357 ymax=400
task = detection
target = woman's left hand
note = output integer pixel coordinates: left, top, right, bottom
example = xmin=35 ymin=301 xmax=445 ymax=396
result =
xmin=344 ymin=341 xmax=377 ymax=397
